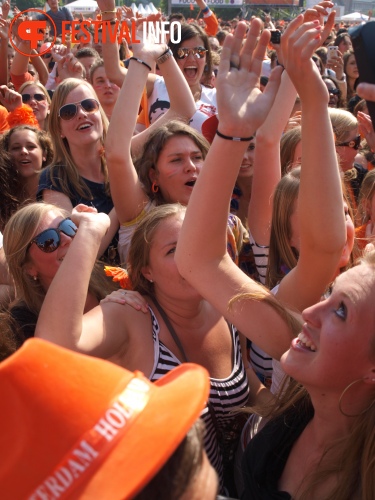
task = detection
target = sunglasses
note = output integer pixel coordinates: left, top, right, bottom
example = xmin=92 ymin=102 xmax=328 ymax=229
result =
xmin=28 ymin=218 xmax=77 ymax=253
xmin=176 ymin=47 xmax=207 ymax=59
xmin=328 ymin=88 xmax=340 ymax=95
xmin=58 ymin=98 xmax=99 ymax=121
xmin=22 ymin=93 xmax=47 ymax=103
xmin=336 ymin=134 xmax=361 ymax=150
xmin=42 ymin=53 xmax=52 ymax=59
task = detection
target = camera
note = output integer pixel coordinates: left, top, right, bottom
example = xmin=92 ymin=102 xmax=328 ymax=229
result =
xmin=270 ymin=29 xmax=281 ymax=45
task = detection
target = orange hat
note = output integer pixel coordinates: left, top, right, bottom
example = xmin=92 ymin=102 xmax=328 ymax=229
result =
xmin=0 ymin=339 xmax=209 ymax=499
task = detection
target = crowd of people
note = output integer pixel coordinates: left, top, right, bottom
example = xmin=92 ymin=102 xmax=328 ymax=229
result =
xmin=0 ymin=0 xmax=375 ymax=498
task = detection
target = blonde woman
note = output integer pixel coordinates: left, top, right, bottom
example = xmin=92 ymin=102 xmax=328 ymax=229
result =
xmin=176 ymin=16 xmax=375 ymax=499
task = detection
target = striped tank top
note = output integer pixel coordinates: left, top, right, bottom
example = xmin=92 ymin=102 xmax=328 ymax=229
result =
xmin=148 ymin=307 xmax=249 ymax=484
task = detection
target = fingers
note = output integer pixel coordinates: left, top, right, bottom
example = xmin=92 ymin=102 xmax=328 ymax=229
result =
xmin=321 ymin=11 xmax=335 ymax=42
xmin=357 ymin=83 xmax=375 ymax=102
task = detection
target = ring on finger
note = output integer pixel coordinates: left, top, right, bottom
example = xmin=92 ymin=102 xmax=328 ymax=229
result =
xmin=121 ymin=290 xmax=127 ymax=295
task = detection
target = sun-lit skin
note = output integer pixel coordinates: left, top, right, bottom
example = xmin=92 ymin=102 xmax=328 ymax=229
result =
xmin=91 ymin=66 xmax=120 ymax=119
xmin=176 ymin=36 xmax=207 ymax=97
xmin=59 ymin=85 xmax=103 ymax=153
xmin=142 ymin=213 xmax=202 ymax=304
xmin=281 ymin=265 xmax=375 ymax=397
xmin=335 ymin=127 xmax=359 ymax=172
xmin=25 ymin=210 xmax=73 ymax=290
xmin=338 ymin=35 xmax=352 ymax=55
xmin=20 ymin=85 xmax=49 ymax=129
xmin=150 ymin=135 xmax=204 ymax=206
xmin=8 ymin=129 xmax=45 ymax=179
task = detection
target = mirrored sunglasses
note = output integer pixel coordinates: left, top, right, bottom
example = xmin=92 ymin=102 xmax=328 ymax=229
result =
xmin=28 ymin=218 xmax=78 ymax=253
xmin=58 ymin=98 xmax=100 ymax=121
xmin=22 ymin=93 xmax=47 ymax=103
xmin=176 ymin=47 xmax=207 ymax=59
xmin=336 ymin=134 xmax=361 ymax=150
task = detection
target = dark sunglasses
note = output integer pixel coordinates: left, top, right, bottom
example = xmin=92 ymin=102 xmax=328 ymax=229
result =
xmin=42 ymin=53 xmax=52 ymax=59
xmin=58 ymin=98 xmax=99 ymax=121
xmin=336 ymin=134 xmax=361 ymax=150
xmin=328 ymin=88 xmax=340 ymax=95
xmin=176 ymin=47 xmax=207 ymax=59
xmin=22 ymin=93 xmax=47 ymax=103
xmin=28 ymin=218 xmax=77 ymax=253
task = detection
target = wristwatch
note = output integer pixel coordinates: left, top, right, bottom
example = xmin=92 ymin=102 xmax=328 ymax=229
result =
xmin=157 ymin=48 xmax=173 ymax=66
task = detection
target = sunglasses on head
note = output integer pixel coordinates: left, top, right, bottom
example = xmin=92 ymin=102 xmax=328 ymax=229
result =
xmin=58 ymin=98 xmax=99 ymax=121
xmin=28 ymin=218 xmax=77 ymax=253
xmin=328 ymin=88 xmax=340 ymax=95
xmin=22 ymin=93 xmax=47 ymax=103
xmin=336 ymin=134 xmax=361 ymax=150
xmin=176 ymin=47 xmax=207 ymax=59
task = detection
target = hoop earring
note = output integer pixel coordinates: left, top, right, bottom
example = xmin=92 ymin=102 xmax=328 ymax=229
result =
xmin=339 ymin=378 xmax=375 ymax=417
xmin=152 ymin=182 xmax=159 ymax=193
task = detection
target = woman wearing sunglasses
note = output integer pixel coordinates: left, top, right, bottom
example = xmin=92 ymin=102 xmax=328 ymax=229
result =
xmin=37 ymin=78 xmax=120 ymax=264
xmin=32 ymin=203 xmax=288 ymax=497
xmin=1 ymin=203 xmax=117 ymax=349
xmin=97 ymin=0 xmax=215 ymax=135
xmin=145 ymin=22 xmax=216 ymax=133
xmin=19 ymin=81 xmax=51 ymax=131
xmin=329 ymin=107 xmax=367 ymax=209
xmin=322 ymin=75 xmax=345 ymax=108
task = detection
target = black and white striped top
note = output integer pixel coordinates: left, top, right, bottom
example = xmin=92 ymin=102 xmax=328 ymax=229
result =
xmin=149 ymin=307 xmax=249 ymax=484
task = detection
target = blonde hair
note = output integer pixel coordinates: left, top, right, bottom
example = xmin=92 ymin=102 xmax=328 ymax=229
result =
xmin=3 ymin=202 xmax=115 ymax=315
xmin=357 ymin=170 xmax=375 ymax=225
xmin=266 ymin=168 xmax=301 ymax=289
xmin=280 ymin=126 xmax=301 ymax=176
xmin=250 ymin=252 xmax=375 ymax=499
xmin=18 ymin=81 xmax=51 ymax=131
xmin=127 ymin=204 xmax=186 ymax=295
xmin=48 ymin=78 xmax=110 ymax=200
xmin=329 ymin=107 xmax=358 ymax=143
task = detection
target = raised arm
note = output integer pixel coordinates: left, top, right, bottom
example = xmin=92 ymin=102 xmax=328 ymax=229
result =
xmin=176 ymin=20 xmax=293 ymax=360
xmin=248 ymin=69 xmax=297 ymax=246
xmin=34 ymin=208 xmax=125 ymax=358
xmin=105 ymin=28 xmax=195 ymax=223
xmin=274 ymin=9 xmax=346 ymax=311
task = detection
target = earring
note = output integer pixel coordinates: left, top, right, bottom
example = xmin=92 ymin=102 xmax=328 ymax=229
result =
xmin=339 ymin=378 xmax=375 ymax=417
xmin=33 ymin=275 xmax=38 ymax=281
xmin=151 ymin=182 xmax=159 ymax=193
xmin=149 ymin=279 xmax=153 ymax=283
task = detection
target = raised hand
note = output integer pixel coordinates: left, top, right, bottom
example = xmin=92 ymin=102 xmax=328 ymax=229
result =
xmin=131 ymin=19 xmax=168 ymax=62
xmin=1 ymin=0 xmax=10 ymax=19
xmin=57 ymin=53 xmax=84 ymax=80
xmin=215 ymin=19 xmax=282 ymax=138
xmin=303 ymin=0 xmax=335 ymax=43
xmin=0 ymin=85 xmax=22 ymax=112
xmin=279 ymin=15 xmax=328 ymax=100
xmin=0 ymin=18 xmax=9 ymax=40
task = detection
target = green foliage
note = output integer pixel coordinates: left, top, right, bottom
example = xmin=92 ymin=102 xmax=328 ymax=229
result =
xmin=16 ymin=0 xmax=47 ymax=12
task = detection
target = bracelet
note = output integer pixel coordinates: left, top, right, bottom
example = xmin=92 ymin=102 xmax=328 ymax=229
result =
xmin=216 ymin=130 xmax=253 ymax=142
xmin=157 ymin=48 xmax=172 ymax=66
xmin=101 ymin=9 xmax=116 ymax=14
xmin=202 ymin=6 xmax=210 ymax=13
xmin=129 ymin=57 xmax=152 ymax=72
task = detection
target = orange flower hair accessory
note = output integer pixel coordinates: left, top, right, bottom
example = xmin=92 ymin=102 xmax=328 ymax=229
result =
xmin=104 ymin=266 xmax=133 ymax=290
xmin=7 ymin=104 xmax=40 ymax=129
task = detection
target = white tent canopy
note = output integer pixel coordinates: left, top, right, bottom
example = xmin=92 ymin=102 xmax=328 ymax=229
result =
xmin=338 ymin=11 xmax=369 ymax=21
xmin=64 ymin=0 xmax=98 ymax=13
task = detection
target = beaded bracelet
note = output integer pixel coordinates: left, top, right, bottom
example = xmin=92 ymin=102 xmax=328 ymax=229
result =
xmin=216 ymin=130 xmax=253 ymax=142
xmin=129 ymin=57 xmax=152 ymax=72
